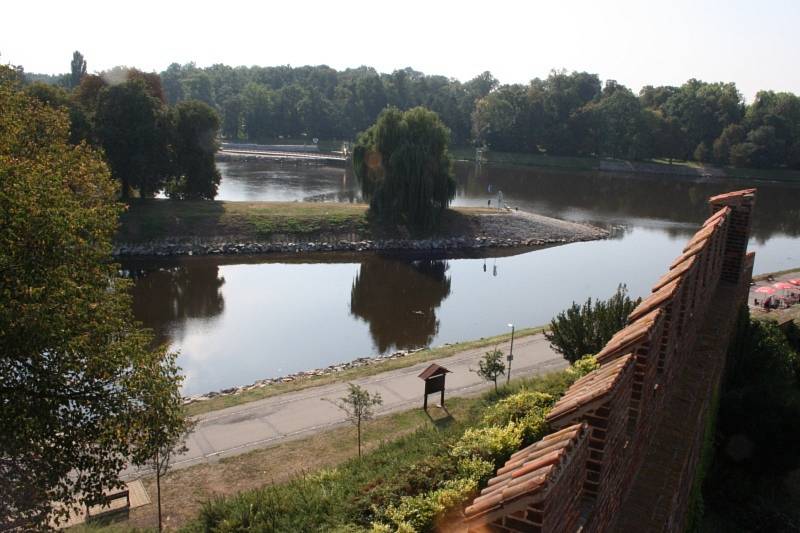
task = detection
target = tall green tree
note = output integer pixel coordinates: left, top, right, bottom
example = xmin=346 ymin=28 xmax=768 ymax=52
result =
xmin=0 ymin=67 xmax=182 ymax=529
xmin=353 ymin=106 xmax=456 ymax=231
xmin=167 ymin=100 xmax=221 ymax=200
xmin=69 ymin=50 xmax=86 ymax=88
xmin=94 ymin=79 xmax=172 ymax=197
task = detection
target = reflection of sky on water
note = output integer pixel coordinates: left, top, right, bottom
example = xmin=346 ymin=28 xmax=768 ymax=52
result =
xmin=129 ymin=162 xmax=800 ymax=395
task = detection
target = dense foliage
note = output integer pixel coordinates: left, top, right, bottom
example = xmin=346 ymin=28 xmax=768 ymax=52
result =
xmin=545 ymin=284 xmax=641 ymax=362
xmin=0 ymin=68 xmax=185 ymax=528
xmin=23 ymin=57 xmax=221 ymax=199
xmin=187 ymin=366 xmax=584 ymax=532
xmin=353 ymin=107 xmax=456 ymax=230
xmin=700 ymin=310 xmax=800 ymax=531
xmin=29 ymin=62 xmax=800 ymax=169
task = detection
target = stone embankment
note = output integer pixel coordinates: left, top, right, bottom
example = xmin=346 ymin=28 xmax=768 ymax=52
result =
xmin=113 ymin=210 xmax=607 ymax=257
xmin=183 ymin=347 xmax=426 ymax=405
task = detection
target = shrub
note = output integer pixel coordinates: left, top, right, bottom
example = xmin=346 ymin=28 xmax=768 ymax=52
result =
xmin=456 ymin=457 xmax=496 ymax=486
xmin=451 ymin=424 xmax=522 ymax=466
xmin=545 ymin=284 xmax=640 ymax=362
xmin=380 ymin=478 xmax=477 ymax=532
xmin=568 ymin=355 xmax=600 ymax=378
xmin=481 ymin=391 xmax=554 ymax=427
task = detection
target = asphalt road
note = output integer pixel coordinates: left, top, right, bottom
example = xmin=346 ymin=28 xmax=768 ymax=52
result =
xmin=130 ymin=333 xmax=566 ymax=475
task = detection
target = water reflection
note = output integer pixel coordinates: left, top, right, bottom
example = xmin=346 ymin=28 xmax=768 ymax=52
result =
xmin=452 ymin=163 xmax=800 ymax=241
xmin=350 ymin=257 xmax=452 ymax=352
xmin=124 ymin=261 xmax=226 ymax=344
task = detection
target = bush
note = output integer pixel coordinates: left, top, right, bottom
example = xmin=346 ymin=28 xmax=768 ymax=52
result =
xmin=567 ymin=355 xmax=600 ymax=378
xmin=481 ymin=391 xmax=554 ymax=426
xmin=380 ymin=478 xmax=477 ymax=532
xmin=456 ymin=457 xmax=496 ymax=486
xmin=545 ymin=284 xmax=641 ymax=362
xmin=451 ymin=424 xmax=523 ymax=466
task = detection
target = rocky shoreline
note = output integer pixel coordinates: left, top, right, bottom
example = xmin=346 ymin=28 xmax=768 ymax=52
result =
xmin=113 ymin=210 xmax=608 ymax=257
xmin=182 ymin=347 xmax=428 ymax=405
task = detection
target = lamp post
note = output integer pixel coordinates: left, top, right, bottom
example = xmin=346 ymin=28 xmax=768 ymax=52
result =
xmin=506 ymin=323 xmax=515 ymax=384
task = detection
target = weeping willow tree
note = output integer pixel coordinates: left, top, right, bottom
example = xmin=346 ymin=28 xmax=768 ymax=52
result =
xmin=353 ymin=106 xmax=456 ymax=231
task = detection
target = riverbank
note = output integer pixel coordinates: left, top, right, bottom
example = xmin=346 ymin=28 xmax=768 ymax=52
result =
xmin=450 ymin=147 xmax=800 ymax=182
xmin=79 ymin=368 xmax=573 ymax=531
xmin=114 ymin=200 xmax=607 ymax=257
xmin=182 ymin=325 xmax=546 ymax=416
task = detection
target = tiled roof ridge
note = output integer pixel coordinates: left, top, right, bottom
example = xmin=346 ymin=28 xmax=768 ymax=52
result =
xmin=596 ymin=309 xmax=662 ymax=362
xmin=464 ymin=422 xmax=588 ymax=521
xmin=653 ymin=254 xmax=696 ymax=292
xmin=547 ymin=354 xmax=634 ymax=423
xmin=709 ymin=188 xmax=756 ymax=204
xmin=628 ymin=279 xmax=680 ymax=322
xmin=703 ymin=205 xmax=731 ymax=226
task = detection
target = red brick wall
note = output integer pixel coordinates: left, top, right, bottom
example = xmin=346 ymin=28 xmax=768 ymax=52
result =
xmin=464 ymin=190 xmax=756 ymax=533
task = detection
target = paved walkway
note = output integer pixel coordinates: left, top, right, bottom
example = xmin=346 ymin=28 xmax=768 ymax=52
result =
xmin=133 ymin=333 xmax=565 ymax=474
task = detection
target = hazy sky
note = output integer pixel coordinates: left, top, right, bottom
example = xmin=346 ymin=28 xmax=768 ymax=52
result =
xmin=3 ymin=0 xmax=798 ymax=102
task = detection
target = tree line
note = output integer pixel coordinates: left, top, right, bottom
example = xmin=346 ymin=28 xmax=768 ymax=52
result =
xmin=23 ymin=52 xmax=221 ymax=199
xmin=30 ymin=59 xmax=800 ymax=170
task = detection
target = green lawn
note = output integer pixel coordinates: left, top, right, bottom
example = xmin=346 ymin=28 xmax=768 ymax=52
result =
xmin=117 ymin=200 xmax=499 ymax=244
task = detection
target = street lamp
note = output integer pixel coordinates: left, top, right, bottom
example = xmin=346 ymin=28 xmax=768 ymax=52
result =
xmin=506 ymin=323 xmax=515 ymax=384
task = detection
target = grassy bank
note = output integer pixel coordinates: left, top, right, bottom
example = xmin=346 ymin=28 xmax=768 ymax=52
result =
xmin=184 ymin=326 xmax=545 ymax=417
xmin=76 ymin=366 xmax=576 ymax=532
xmin=117 ymin=200 xmax=501 ymax=244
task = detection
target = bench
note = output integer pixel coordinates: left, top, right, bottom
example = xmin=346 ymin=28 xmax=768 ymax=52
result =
xmin=86 ymin=489 xmax=130 ymax=519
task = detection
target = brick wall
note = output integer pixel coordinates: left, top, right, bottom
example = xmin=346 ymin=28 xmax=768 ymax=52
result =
xmin=463 ymin=189 xmax=756 ymax=533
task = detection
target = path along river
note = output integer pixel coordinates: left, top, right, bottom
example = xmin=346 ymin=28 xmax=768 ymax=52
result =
xmin=125 ymin=159 xmax=800 ymax=396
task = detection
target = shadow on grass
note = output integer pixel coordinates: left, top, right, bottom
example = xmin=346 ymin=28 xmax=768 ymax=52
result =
xmin=424 ymin=405 xmax=454 ymax=429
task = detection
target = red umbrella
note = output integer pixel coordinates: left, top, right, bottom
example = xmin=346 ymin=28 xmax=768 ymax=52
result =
xmin=755 ymin=286 xmax=776 ymax=294
xmin=773 ymin=282 xmax=795 ymax=290
xmin=789 ymin=278 xmax=800 ymax=286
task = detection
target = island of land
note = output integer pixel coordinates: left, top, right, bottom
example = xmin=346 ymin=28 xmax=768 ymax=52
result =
xmin=114 ymin=200 xmax=608 ymax=257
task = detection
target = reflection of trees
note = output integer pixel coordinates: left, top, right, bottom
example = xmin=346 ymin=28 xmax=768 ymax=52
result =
xmin=350 ymin=258 xmax=451 ymax=353
xmin=122 ymin=262 xmax=225 ymax=345
xmin=453 ymin=162 xmax=800 ymax=240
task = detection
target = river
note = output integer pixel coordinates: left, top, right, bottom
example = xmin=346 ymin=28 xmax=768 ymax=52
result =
xmin=125 ymin=159 xmax=800 ymax=396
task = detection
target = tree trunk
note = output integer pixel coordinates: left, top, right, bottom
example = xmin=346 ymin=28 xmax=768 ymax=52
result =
xmin=156 ymin=451 xmax=162 ymax=533
xmin=494 ymin=378 xmax=498 ymax=393
xmin=357 ymin=419 xmax=362 ymax=459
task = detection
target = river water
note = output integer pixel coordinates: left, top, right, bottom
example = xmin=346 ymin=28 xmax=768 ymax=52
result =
xmin=126 ymin=159 xmax=800 ymax=395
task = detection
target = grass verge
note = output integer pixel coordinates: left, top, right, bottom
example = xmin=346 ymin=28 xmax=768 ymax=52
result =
xmin=117 ymin=200 xmax=500 ymax=244
xmin=184 ymin=326 xmax=546 ymax=417
xmin=74 ymin=367 xmax=574 ymax=532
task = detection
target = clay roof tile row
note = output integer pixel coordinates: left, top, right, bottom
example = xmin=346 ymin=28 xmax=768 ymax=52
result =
xmin=628 ymin=279 xmax=680 ymax=322
xmin=709 ymin=188 xmax=756 ymax=206
xmin=703 ymin=206 xmax=731 ymax=227
xmin=596 ymin=309 xmax=662 ymax=363
xmin=670 ymin=236 xmax=712 ymax=269
xmin=464 ymin=423 xmax=588 ymax=521
xmin=653 ymin=255 xmax=697 ymax=293
xmin=547 ymin=354 xmax=634 ymax=423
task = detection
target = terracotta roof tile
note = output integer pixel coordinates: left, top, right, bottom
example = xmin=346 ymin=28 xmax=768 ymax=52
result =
xmin=547 ymin=354 xmax=634 ymax=424
xmin=709 ymin=188 xmax=756 ymax=205
xmin=670 ymin=237 xmax=711 ymax=269
xmin=596 ymin=309 xmax=662 ymax=363
xmin=653 ymin=255 xmax=696 ymax=292
xmin=628 ymin=279 xmax=679 ymax=322
xmin=464 ymin=423 xmax=588 ymax=521
xmin=683 ymin=221 xmax=721 ymax=252
xmin=703 ymin=206 xmax=731 ymax=227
